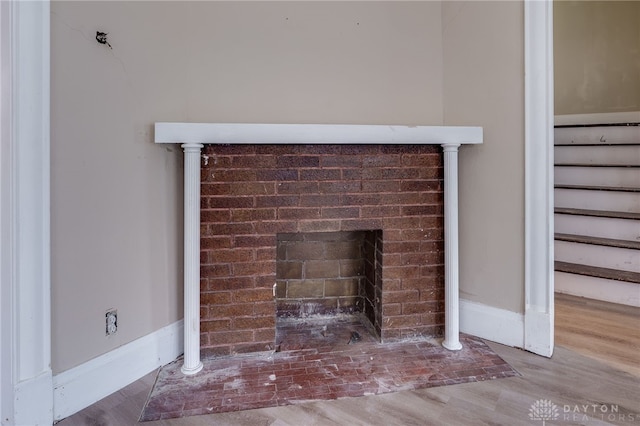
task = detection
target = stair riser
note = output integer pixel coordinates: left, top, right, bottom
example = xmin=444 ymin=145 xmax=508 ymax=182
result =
xmin=555 ymin=166 xmax=640 ymax=188
xmin=555 ymin=145 xmax=640 ymax=166
xmin=554 ymin=122 xmax=640 ymax=307
xmin=555 ymin=188 xmax=640 ymax=213
xmin=555 ymin=125 xmax=640 ymax=146
xmin=555 ymin=271 xmax=640 ymax=307
xmin=555 ymin=213 xmax=640 ymax=241
xmin=555 ymin=240 xmax=640 ymax=273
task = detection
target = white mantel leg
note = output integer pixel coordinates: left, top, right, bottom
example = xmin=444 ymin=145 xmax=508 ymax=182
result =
xmin=442 ymin=143 xmax=463 ymax=350
xmin=181 ymin=143 xmax=204 ymax=374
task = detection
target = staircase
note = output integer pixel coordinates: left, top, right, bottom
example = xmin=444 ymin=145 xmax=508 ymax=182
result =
xmin=554 ymin=119 xmax=640 ymax=307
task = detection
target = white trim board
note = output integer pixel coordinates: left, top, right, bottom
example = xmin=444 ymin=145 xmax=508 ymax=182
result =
xmin=52 ymin=320 xmax=184 ymax=422
xmin=1 ymin=0 xmax=52 ymax=424
xmin=459 ymin=299 xmax=524 ymax=349
xmin=523 ymin=0 xmax=554 ymax=358
xmin=155 ymin=123 xmax=483 ymax=145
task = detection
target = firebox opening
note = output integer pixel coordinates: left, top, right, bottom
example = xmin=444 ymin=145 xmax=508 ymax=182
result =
xmin=275 ymin=230 xmax=383 ymax=343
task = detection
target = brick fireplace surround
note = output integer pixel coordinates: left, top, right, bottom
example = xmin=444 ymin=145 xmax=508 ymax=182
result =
xmin=155 ymin=123 xmax=482 ymax=375
xmin=200 ymin=143 xmax=445 ymax=354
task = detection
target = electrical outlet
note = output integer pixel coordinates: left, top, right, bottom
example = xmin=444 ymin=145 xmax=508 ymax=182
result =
xmin=106 ymin=309 xmax=117 ymax=335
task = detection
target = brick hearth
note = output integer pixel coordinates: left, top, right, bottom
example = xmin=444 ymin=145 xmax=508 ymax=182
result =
xmin=200 ymin=144 xmax=445 ymax=357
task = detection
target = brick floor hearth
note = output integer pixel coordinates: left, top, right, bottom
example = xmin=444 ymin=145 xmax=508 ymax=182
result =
xmin=140 ymin=316 xmax=519 ymax=421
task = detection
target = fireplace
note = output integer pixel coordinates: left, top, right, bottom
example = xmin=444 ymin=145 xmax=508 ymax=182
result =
xmin=200 ymin=143 xmax=446 ymax=358
xmin=155 ymin=123 xmax=482 ymax=375
xmin=275 ymin=230 xmax=381 ymax=320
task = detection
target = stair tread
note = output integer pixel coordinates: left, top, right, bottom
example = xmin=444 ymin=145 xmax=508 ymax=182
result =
xmin=554 ymin=207 xmax=640 ymax=220
xmin=554 ymin=123 xmax=640 ymax=128
xmin=554 ymin=163 xmax=640 ymax=168
xmin=554 ymin=184 xmax=640 ymax=193
xmin=555 ymin=261 xmax=640 ymax=284
xmin=554 ymin=143 xmax=640 ymax=147
xmin=555 ymin=233 xmax=640 ymax=250
xmin=554 ymin=122 xmax=640 ymax=146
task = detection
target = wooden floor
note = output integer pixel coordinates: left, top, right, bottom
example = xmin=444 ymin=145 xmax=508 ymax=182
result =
xmin=555 ymin=292 xmax=640 ymax=377
xmin=58 ymin=294 xmax=640 ymax=425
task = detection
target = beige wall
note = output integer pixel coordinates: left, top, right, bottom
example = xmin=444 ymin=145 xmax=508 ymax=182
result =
xmin=555 ymin=1 xmax=640 ymax=115
xmin=51 ymin=1 xmax=444 ymax=373
xmin=52 ymin=1 xmax=528 ymax=373
xmin=442 ymin=1 xmax=525 ymax=313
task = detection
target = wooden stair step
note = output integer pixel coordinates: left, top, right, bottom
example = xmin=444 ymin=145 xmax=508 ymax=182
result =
xmin=555 ymin=261 xmax=640 ymax=284
xmin=555 ymin=142 xmax=640 ymax=147
xmin=554 ymin=207 xmax=640 ymax=221
xmin=554 ymin=122 xmax=640 ymax=146
xmin=555 ymin=233 xmax=640 ymax=250
xmin=554 ymin=184 xmax=640 ymax=193
xmin=554 ymin=163 xmax=640 ymax=168
xmin=555 ymin=123 xmax=639 ymax=128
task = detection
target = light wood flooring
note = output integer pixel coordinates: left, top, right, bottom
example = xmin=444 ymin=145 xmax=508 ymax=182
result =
xmin=58 ymin=294 xmax=640 ymax=425
xmin=555 ymin=292 xmax=640 ymax=377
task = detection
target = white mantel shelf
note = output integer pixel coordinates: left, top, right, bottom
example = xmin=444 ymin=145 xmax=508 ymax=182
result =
xmin=155 ymin=122 xmax=483 ymax=375
xmin=155 ymin=122 xmax=483 ymax=145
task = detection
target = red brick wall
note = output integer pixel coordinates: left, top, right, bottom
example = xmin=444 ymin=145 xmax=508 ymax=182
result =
xmin=200 ymin=144 xmax=444 ymax=357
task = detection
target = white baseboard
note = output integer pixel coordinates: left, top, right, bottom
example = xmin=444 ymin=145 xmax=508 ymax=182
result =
xmin=555 ymin=271 xmax=640 ymax=307
xmin=555 ymin=111 xmax=640 ymax=126
xmin=524 ymin=308 xmax=554 ymax=358
xmin=52 ymin=320 xmax=183 ymax=422
xmin=14 ymin=370 xmax=53 ymax=426
xmin=460 ymin=299 xmax=524 ymax=348
xmin=50 ymin=304 xmax=534 ymax=421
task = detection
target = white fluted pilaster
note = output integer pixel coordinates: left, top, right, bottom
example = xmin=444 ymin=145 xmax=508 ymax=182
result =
xmin=181 ymin=143 xmax=204 ymax=375
xmin=442 ymin=143 xmax=462 ymax=351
